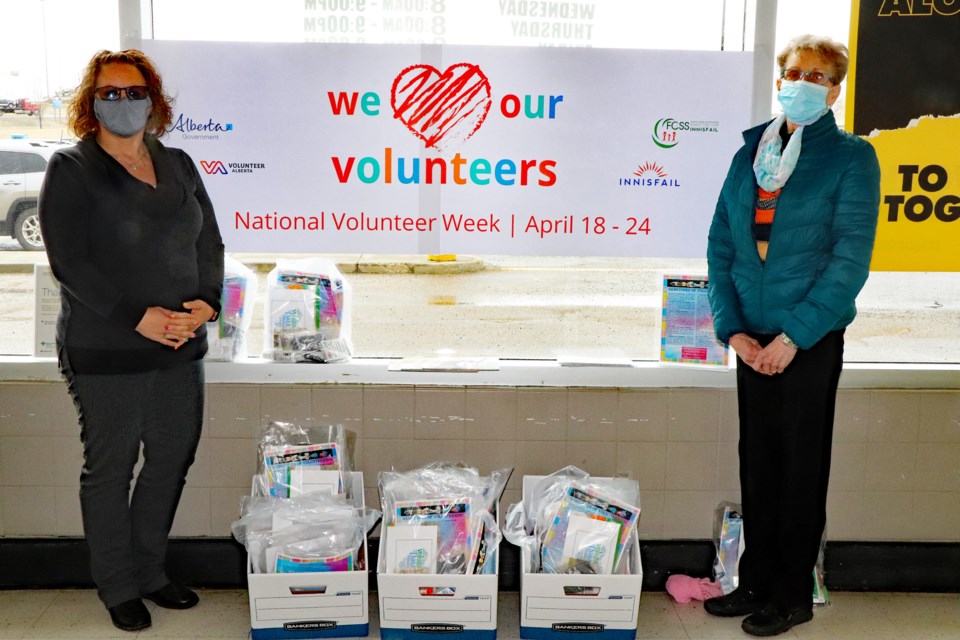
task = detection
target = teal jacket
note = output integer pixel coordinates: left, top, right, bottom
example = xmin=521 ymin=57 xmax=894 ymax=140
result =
xmin=707 ymin=111 xmax=881 ymax=350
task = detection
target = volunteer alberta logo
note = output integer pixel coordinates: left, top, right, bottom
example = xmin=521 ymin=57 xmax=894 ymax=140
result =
xmin=200 ymin=160 xmax=266 ymax=175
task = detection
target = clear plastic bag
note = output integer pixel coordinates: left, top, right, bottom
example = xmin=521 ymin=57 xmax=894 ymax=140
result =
xmin=508 ymin=466 xmax=641 ymax=576
xmin=378 ymin=462 xmax=510 ymax=575
xmin=205 ymin=255 xmax=257 ymax=362
xmin=232 ymin=491 xmax=381 ymax=574
xmin=713 ymin=501 xmax=744 ymax=594
xmin=255 ymin=421 xmax=353 ymax=500
xmin=712 ymin=501 xmax=829 ymax=605
xmin=263 ymin=258 xmax=352 ymax=363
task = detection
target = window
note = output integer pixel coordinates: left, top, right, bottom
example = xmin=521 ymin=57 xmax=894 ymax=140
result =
xmin=0 ymin=1 xmax=954 ymax=365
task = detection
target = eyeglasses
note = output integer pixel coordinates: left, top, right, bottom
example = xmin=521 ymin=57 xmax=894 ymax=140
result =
xmin=780 ymin=68 xmax=834 ymax=85
xmin=94 ymin=85 xmax=150 ymax=101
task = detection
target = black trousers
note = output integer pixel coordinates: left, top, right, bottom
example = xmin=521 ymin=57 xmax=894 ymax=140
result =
xmin=735 ymin=330 xmax=844 ymax=611
xmin=62 ymin=358 xmax=204 ymax=608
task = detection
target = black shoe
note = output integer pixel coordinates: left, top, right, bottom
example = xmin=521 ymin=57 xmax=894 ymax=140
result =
xmin=142 ymin=582 xmax=200 ymax=609
xmin=108 ymin=599 xmax=152 ymax=632
xmin=703 ymin=587 xmax=766 ymax=617
xmin=742 ymin=605 xmax=813 ymax=637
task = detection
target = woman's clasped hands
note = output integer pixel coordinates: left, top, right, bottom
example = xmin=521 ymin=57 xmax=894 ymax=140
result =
xmin=135 ymin=299 xmax=216 ymax=349
xmin=729 ymin=332 xmax=797 ymax=376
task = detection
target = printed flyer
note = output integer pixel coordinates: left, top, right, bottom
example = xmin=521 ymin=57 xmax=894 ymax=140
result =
xmin=659 ymin=274 xmax=728 ymax=368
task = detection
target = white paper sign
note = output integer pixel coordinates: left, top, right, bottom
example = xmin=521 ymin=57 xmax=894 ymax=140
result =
xmin=142 ymin=41 xmax=752 ymax=257
xmin=33 ymin=265 xmax=59 ymax=357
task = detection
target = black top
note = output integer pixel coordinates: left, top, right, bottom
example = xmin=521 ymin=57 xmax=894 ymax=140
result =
xmin=39 ymin=138 xmax=224 ymax=374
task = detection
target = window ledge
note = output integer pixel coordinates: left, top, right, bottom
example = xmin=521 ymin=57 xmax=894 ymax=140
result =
xmin=0 ymin=356 xmax=956 ymax=389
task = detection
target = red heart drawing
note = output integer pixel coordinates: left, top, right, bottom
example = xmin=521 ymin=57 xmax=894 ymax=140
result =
xmin=391 ymin=63 xmax=492 ymax=151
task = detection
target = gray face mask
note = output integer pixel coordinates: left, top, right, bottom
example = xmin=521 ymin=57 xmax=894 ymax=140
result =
xmin=94 ymin=96 xmax=152 ymax=137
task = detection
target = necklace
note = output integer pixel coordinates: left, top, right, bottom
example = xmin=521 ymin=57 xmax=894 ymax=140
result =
xmin=126 ymin=146 xmax=149 ymax=171
xmin=106 ymin=145 xmax=149 ymax=171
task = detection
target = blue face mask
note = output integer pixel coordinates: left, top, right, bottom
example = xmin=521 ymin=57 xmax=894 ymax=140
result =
xmin=777 ymin=80 xmax=830 ymax=126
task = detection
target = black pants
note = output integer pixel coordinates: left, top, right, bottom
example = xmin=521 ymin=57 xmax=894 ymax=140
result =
xmin=62 ymin=358 xmax=204 ymax=608
xmin=735 ymin=330 xmax=844 ymax=612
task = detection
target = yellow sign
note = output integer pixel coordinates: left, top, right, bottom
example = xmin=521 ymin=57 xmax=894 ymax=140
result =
xmin=864 ymin=116 xmax=960 ymax=271
xmin=847 ymin=0 xmax=960 ymax=271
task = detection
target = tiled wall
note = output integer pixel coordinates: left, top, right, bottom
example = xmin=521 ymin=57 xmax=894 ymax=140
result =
xmin=0 ymin=382 xmax=958 ymax=542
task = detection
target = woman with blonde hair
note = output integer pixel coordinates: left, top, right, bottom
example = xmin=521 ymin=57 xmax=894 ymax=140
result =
xmin=705 ymin=35 xmax=880 ymax=637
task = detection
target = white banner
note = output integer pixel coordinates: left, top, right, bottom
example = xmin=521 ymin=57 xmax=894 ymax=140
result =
xmin=143 ymin=41 xmax=752 ymax=256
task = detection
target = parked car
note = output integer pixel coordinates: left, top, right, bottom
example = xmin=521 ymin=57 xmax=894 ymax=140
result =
xmin=0 ymin=99 xmax=16 ymax=114
xmin=0 ymin=140 xmax=71 ymax=250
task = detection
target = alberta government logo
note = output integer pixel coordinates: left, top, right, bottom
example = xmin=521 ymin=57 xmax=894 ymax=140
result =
xmin=168 ymin=113 xmax=234 ymax=141
xmin=200 ymin=160 xmax=266 ymax=175
xmin=652 ymin=117 xmax=720 ymax=148
xmin=619 ymin=161 xmax=680 ymax=187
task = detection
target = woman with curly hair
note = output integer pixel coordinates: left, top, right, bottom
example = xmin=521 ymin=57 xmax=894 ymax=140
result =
xmin=39 ymin=49 xmax=224 ymax=632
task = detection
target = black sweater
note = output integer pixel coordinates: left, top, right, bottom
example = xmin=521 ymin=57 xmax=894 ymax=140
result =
xmin=39 ymin=138 xmax=224 ymax=374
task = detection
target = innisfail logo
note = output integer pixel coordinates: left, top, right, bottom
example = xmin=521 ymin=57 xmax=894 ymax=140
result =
xmin=283 ymin=621 xmax=337 ymax=631
xmin=552 ymin=623 xmax=605 ymax=633
xmin=200 ymin=160 xmax=266 ymax=175
xmin=168 ymin=113 xmax=234 ymax=140
xmin=618 ymin=161 xmax=680 ymax=188
xmin=652 ymin=116 xmax=720 ymax=148
xmin=410 ymin=623 xmax=465 ymax=633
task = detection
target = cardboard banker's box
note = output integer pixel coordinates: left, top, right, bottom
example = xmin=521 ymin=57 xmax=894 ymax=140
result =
xmin=519 ymin=475 xmax=643 ymax=640
xmin=247 ymin=472 xmax=370 ymax=640
xmin=377 ymin=506 xmax=500 ymax=640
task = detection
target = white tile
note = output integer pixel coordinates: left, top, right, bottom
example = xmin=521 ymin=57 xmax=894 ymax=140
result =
xmin=563 ymin=440 xmax=617 ymax=477
xmin=206 ymin=438 xmax=259 ymax=489
xmin=260 ymin=385 xmax=313 ymax=427
xmin=3 ymin=486 xmax=57 ymax=535
xmin=138 ymin=589 xmax=251 ymax=638
xmin=615 ymin=442 xmax=668 ymax=491
xmin=464 ymin=387 xmax=518 ymax=442
xmin=516 ymin=388 xmax=567 ymax=441
xmin=54 ymin=486 xmax=83 ymax=536
xmin=918 ymin=392 xmax=960 ymax=443
xmin=864 ymin=442 xmax=917 ymax=492
xmin=636 ymin=592 xmax=696 ymax=639
xmin=0 ymin=383 xmax=78 ymax=438
xmin=567 ymin=389 xmax=618 ymax=442
xmin=665 ymin=442 xmax=718 ymax=491
xmin=363 ymin=387 xmax=416 ymax=440
xmin=1 ymin=437 xmax=63 ymax=486
xmin=668 ymin=389 xmax=720 ymax=442
xmin=867 ymin=392 xmax=920 ymax=443
xmin=662 ymin=490 xmax=717 ymax=539
xmin=617 ymin=390 xmax=670 ymax=442
xmin=673 ymin=596 xmax=752 ymax=639
xmin=168 ymin=488 xmax=212 ymax=537
xmin=209 ymin=487 xmax=249 ymax=537
xmin=637 ymin=490 xmax=665 ymax=539
xmin=882 ymin=592 xmax=960 ymax=639
xmin=792 ymin=592 xmax=905 ymax=640
xmin=22 ymin=589 xmax=130 ymax=638
xmin=0 ymin=589 xmax=60 ymax=639
xmin=414 ymin=387 xmax=466 ymax=440
xmin=204 ymin=384 xmax=261 ymax=439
